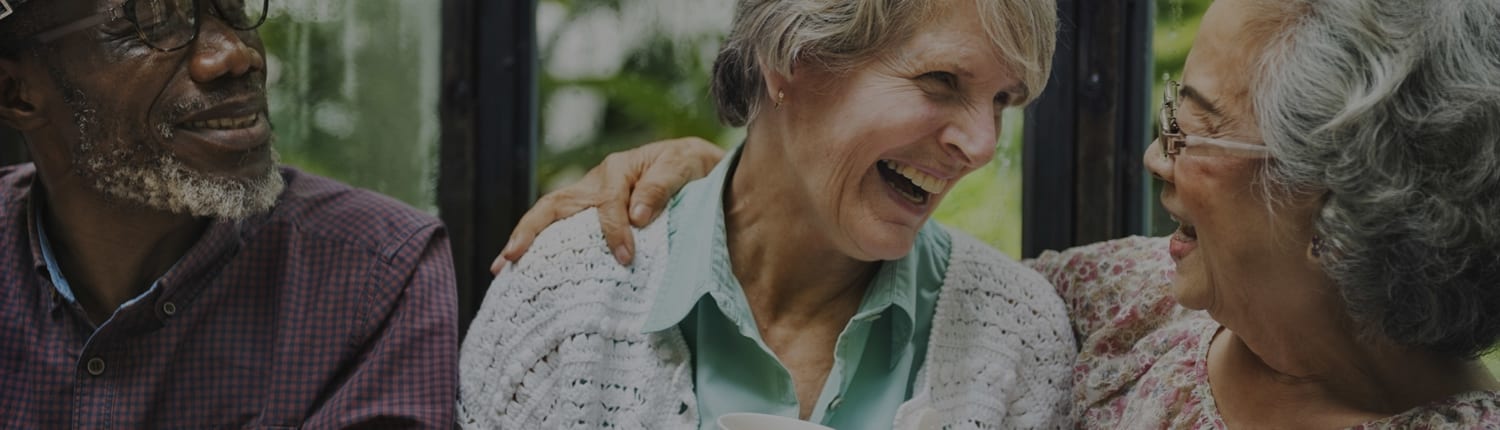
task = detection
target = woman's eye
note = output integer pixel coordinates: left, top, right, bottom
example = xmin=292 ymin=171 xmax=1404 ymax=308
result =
xmin=994 ymin=92 xmax=1013 ymax=106
xmin=920 ymin=71 xmax=959 ymax=89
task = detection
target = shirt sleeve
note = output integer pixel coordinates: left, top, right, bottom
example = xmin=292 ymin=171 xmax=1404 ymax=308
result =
xmin=302 ymin=224 xmax=459 ymax=429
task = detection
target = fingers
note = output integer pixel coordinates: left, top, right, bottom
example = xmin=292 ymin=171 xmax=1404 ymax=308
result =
xmin=674 ymin=136 xmax=727 ymax=175
xmin=489 ymin=137 xmax=727 ymax=273
xmin=627 ymin=137 xmax=726 ymax=226
xmin=492 ymin=151 xmax=645 ymax=270
xmin=594 ymin=153 xmax=640 ymax=266
xmin=628 ymin=159 xmax=694 ymax=227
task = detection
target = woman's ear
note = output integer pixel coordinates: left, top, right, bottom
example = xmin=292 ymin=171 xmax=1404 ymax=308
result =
xmin=0 ymin=58 xmax=47 ymax=131
xmin=757 ymin=56 xmax=791 ymax=108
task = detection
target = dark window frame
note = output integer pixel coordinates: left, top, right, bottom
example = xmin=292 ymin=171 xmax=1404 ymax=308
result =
xmin=442 ymin=0 xmax=536 ymax=334
xmin=1022 ymin=0 xmax=1154 ymax=257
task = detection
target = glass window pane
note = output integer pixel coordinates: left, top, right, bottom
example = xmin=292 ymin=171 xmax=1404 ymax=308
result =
xmin=537 ymin=0 xmax=1024 ymax=257
xmin=261 ymin=1 xmax=442 ymax=213
xmin=933 ymin=109 xmax=1025 ymax=257
xmin=1146 ymin=0 xmax=1211 ymax=236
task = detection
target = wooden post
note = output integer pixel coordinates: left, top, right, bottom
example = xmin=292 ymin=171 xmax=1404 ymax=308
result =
xmin=440 ymin=0 xmax=537 ymax=332
xmin=1023 ymin=0 xmax=1153 ymax=257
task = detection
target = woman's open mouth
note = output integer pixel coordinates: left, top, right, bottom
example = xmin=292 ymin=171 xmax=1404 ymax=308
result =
xmin=1169 ymin=217 xmax=1198 ymax=262
xmin=877 ymin=160 xmax=949 ymax=206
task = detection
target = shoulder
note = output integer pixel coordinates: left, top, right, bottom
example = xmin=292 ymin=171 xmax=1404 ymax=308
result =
xmin=463 ymin=208 xmax=671 ymax=359
xmin=918 ymin=226 xmax=1075 ymax=428
xmin=459 ymin=210 xmax=694 ymax=428
xmin=509 ymin=207 xmax=670 ymax=289
xmin=940 ymin=226 xmax=1070 ymax=324
xmin=472 ymin=208 xmax=669 ymax=334
xmin=1025 ymin=236 xmax=1173 ymax=297
xmin=264 ymin=167 xmax=444 ymax=263
xmin=1363 ymin=390 xmax=1500 ymax=429
xmin=1024 ymin=236 xmax=1176 ymax=337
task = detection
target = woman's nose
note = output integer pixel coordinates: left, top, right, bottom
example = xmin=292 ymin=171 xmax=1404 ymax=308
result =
xmin=1144 ymin=136 xmax=1174 ymax=183
xmin=941 ymin=109 xmax=999 ymax=170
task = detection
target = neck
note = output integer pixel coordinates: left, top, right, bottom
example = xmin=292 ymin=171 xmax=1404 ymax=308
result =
xmin=725 ymin=134 xmax=879 ymax=325
xmin=37 ymin=174 xmax=207 ymax=323
xmin=1213 ymin=285 xmax=1498 ymax=424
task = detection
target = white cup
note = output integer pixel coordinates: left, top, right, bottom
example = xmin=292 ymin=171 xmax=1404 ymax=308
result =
xmin=717 ymin=413 xmax=836 ymax=430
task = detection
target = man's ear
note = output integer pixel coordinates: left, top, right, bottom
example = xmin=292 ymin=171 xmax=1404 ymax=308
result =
xmin=0 ymin=57 xmax=47 ymax=131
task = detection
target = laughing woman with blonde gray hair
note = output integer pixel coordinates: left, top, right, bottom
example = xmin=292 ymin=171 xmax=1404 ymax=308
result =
xmin=457 ymin=0 xmax=1075 ymax=428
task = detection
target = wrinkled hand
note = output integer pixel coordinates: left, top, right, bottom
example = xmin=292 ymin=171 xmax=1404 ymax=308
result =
xmin=492 ymin=137 xmax=725 ymax=273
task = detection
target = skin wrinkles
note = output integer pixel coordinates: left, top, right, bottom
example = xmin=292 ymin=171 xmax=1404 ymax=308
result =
xmin=0 ymin=0 xmax=280 ymax=323
xmin=886 ymin=37 xmax=1022 ymax=123
xmin=718 ymin=0 xmax=1015 ymax=417
xmin=1179 ymin=84 xmax=1241 ymax=136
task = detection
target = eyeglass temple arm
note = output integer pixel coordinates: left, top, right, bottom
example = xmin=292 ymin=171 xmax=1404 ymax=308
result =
xmin=1184 ymin=135 xmax=1273 ymax=157
xmin=34 ymin=12 xmax=116 ymax=44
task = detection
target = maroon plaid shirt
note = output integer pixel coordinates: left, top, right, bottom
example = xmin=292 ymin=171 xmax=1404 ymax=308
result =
xmin=0 ymin=164 xmax=458 ymax=428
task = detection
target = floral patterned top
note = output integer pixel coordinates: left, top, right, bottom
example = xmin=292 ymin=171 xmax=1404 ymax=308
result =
xmin=1026 ymin=236 xmax=1500 ymax=429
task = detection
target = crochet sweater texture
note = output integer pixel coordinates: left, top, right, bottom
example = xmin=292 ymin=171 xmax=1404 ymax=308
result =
xmin=458 ymin=209 xmax=1075 ymax=429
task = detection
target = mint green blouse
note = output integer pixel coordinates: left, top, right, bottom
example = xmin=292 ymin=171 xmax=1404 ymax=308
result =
xmin=640 ymin=146 xmax=951 ymax=429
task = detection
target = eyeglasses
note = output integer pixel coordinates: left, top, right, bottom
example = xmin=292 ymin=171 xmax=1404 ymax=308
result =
xmin=30 ymin=0 xmax=268 ymax=52
xmin=1158 ymin=78 xmax=1271 ymax=160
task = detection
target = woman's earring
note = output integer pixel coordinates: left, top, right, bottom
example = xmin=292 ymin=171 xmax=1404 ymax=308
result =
xmin=1310 ymin=235 xmax=1328 ymax=259
xmin=775 ymin=91 xmax=785 ymax=109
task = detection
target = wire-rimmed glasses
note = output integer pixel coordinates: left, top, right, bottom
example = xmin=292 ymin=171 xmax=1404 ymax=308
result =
xmin=31 ymin=0 xmax=268 ymax=52
xmin=1158 ymin=78 xmax=1271 ymax=160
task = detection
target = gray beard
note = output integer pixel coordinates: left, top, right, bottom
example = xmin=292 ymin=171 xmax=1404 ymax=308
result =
xmin=78 ymin=144 xmax=285 ymax=221
xmin=55 ymin=81 xmax=283 ymax=222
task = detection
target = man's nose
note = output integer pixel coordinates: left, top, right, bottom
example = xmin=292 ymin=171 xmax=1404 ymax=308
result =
xmin=187 ymin=17 xmax=265 ymax=83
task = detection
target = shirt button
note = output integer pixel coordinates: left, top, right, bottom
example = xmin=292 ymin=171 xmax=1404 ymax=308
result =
xmin=829 ymin=395 xmax=844 ymax=411
xmin=85 ymin=357 xmax=105 ymax=376
xmin=162 ymin=301 xmax=177 ymax=316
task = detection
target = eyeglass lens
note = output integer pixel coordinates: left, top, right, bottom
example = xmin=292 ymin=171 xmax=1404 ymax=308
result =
xmin=133 ymin=0 xmax=267 ymax=50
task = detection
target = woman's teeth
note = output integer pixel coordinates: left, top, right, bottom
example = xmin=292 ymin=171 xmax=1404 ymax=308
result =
xmin=882 ymin=160 xmax=949 ymax=194
xmin=1171 ymin=216 xmax=1198 ymax=239
xmin=185 ymin=113 xmax=259 ymax=130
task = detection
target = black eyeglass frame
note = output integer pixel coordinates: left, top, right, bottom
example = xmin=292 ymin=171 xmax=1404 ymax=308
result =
xmin=29 ymin=0 xmax=268 ymax=52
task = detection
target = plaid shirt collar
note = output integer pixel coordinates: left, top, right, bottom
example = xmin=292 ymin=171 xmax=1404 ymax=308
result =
xmin=19 ymin=175 xmax=263 ymax=317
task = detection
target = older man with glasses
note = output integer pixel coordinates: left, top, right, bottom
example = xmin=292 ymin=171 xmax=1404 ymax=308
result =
xmin=0 ymin=0 xmax=456 ymax=427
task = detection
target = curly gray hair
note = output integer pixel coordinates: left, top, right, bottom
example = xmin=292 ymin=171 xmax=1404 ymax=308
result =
xmin=709 ymin=0 xmax=1057 ymax=126
xmin=1254 ymin=0 xmax=1500 ymax=358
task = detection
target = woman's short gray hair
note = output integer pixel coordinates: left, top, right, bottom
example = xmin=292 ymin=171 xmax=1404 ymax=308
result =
xmin=1254 ymin=0 xmax=1500 ymax=358
xmin=709 ymin=0 xmax=1057 ymax=126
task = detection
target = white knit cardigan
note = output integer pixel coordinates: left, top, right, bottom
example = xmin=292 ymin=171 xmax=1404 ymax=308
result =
xmin=458 ymin=209 xmax=1075 ymax=429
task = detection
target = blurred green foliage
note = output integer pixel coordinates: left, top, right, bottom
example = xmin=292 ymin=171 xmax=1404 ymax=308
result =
xmin=1147 ymin=0 xmax=1210 ymax=236
xmin=259 ymin=1 xmax=441 ymax=212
